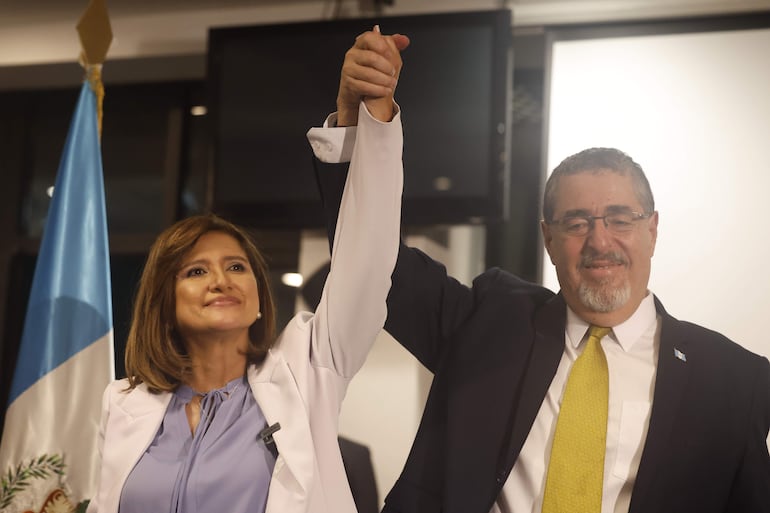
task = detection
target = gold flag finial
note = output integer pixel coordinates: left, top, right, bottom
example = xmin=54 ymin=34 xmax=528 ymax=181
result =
xmin=76 ymin=0 xmax=112 ymax=137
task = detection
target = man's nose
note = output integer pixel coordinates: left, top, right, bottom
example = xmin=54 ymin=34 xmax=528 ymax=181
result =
xmin=585 ymin=217 xmax=613 ymax=249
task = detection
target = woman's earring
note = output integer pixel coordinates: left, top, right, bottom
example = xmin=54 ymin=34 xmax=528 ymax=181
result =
xmin=256 ymin=311 xmax=262 ymax=319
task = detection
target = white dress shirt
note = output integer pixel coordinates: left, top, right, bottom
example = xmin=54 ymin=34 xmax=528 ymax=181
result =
xmin=495 ymin=293 xmax=660 ymax=513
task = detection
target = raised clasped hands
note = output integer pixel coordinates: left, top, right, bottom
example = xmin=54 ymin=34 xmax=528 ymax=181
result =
xmin=336 ymin=25 xmax=410 ymax=126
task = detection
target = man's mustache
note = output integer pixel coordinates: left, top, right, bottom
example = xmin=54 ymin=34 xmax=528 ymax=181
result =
xmin=580 ymin=251 xmax=628 ymax=267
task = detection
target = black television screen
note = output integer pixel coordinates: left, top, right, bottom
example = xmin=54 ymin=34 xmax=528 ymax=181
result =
xmin=207 ymin=9 xmax=512 ymax=228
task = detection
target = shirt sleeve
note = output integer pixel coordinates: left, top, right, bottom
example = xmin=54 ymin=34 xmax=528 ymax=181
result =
xmin=307 ymin=112 xmax=354 ymax=163
xmin=307 ymin=104 xmax=400 ymax=164
xmin=305 ymin=101 xmax=403 ymax=378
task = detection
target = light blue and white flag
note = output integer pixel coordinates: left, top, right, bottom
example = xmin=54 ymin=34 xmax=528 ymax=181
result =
xmin=0 ymin=81 xmax=114 ymax=513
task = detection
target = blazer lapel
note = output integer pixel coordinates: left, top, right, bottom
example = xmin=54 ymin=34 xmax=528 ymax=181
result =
xmin=629 ymin=297 xmax=691 ymax=513
xmin=248 ymin=353 xmax=316 ymax=513
xmin=500 ymin=294 xmax=567 ymax=470
xmin=103 ymin=385 xmax=171 ymax=512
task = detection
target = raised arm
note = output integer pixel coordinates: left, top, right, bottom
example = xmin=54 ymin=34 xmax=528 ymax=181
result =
xmin=312 ymin=33 xmax=482 ymax=373
xmin=306 ymin=28 xmax=408 ymax=377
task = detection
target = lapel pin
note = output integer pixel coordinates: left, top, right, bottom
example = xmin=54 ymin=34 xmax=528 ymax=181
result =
xmin=674 ymin=348 xmax=687 ymax=362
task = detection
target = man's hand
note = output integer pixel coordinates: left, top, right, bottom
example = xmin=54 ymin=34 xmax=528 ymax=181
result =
xmin=336 ymin=26 xmax=410 ymax=126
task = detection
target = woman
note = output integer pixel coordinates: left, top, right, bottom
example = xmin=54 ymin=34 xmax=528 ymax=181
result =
xmin=87 ymin=28 xmax=409 ymax=513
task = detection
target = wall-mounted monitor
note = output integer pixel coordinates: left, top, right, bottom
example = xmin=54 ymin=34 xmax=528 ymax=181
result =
xmin=207 ymin=9 xmax=512 ymax=228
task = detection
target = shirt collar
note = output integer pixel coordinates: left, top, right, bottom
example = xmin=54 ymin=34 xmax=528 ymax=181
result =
xmin=565 ymin=292 xmax=657 ymax=352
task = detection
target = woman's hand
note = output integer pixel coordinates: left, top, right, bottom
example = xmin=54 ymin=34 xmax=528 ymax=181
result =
xmin=336 ymin=26 xmax=410 ymax=126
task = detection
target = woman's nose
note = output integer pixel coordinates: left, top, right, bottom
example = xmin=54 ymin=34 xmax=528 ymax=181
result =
xmin=208 ymin=268 xmax=231 ymax=290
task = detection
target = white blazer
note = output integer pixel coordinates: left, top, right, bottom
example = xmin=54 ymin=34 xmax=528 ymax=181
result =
xmin=86 ymin=103 xmax=403 ymax=513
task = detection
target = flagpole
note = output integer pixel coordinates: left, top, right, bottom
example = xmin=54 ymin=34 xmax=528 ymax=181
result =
xmin=0 ymin=2 xmax=113 ymax=512
xmin=77 ymin=0 xmax=111 ymax=137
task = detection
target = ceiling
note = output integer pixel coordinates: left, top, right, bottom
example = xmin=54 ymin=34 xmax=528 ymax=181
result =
xmin=6 ymin=0 xmax=768 ymax=22
xmin=1 ymin=0 xmax=768 ymax=69
xmin=0 ymin=0 xmax=301 ymax=23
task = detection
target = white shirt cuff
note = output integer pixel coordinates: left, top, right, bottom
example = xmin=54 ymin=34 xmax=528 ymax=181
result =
xmin=306 ymin=102 xmax=400 ymax=164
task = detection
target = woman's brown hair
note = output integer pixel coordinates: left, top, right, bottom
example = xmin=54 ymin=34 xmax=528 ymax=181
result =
xmin=124 ymin=214 xmax=276 ymax=393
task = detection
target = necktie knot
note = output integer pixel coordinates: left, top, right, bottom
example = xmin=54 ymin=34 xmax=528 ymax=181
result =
xmin=587 ymin=325 xmax=611 ymax=342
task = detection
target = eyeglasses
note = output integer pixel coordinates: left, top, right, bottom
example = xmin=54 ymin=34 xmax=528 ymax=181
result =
xmin=547 ymin=211 xmax=652 ymax=237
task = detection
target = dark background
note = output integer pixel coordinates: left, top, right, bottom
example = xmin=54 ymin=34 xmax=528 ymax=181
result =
xmin=0 ymin=11 xmax=547 ymax=434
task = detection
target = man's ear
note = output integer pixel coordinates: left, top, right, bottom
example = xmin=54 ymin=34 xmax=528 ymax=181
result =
xmin=648 ymin=210 xmax=659 ymax=257
xmin=541 ymin=220 xmax=556 ymax=265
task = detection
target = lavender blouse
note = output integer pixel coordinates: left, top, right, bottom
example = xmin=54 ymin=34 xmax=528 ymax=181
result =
xmin=118 ymin=376 xmax=276 ymax=513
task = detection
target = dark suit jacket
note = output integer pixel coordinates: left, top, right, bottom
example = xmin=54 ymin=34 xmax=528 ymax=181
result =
xmin=315 ymin=160 xmax=770 ymax=513
xmin=339 ymin=436 xmax=379 ymax=513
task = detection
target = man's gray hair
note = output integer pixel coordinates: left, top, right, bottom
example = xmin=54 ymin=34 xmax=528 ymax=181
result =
xmin=542 ymin=147 xmax=655 ymax=222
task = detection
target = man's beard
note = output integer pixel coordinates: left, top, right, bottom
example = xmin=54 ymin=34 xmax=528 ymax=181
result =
xmin=578 ymin=279 xmax=630 ymax=313
xmin=577 ymin=251 xmax=630 ymax=313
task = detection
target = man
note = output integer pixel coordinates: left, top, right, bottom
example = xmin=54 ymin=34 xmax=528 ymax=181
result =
xmin=313 ymin=29 xmax=770 ymax=513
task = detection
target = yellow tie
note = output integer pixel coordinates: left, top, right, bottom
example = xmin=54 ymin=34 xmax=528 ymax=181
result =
xmin=542 ymin=325 xmax=611 ymax=513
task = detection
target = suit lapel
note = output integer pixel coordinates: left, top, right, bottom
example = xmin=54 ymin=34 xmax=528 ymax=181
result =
xmin=442 ymin=291 xmax=565 ymax=512
xmin=501 ymin=294 xmax=567 ymax=468
xmin=629 ymin=297 xmax=691 ymax=513
xmin=248 ymin=353 xmax=315 ymax=513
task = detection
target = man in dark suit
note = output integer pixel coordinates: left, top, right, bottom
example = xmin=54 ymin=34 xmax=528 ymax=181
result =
xmin=315 ymin=28 xmax=770 ymax=513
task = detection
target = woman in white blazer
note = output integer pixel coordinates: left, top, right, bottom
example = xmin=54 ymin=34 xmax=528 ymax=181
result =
xmin=87 ymin=29 xmax=409 ymax=513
